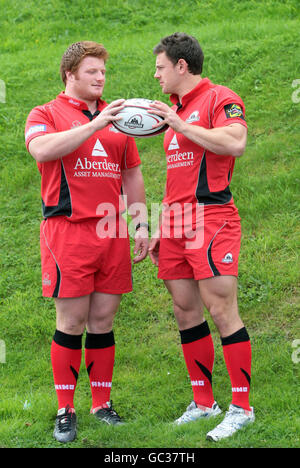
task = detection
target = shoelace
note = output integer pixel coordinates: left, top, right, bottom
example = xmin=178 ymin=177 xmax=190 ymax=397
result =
xmin=178 ymin=405 xmax=202 ymax=423
xmin=216 ymin=409 xmax=246 ymax=431
xmin=57 ymin=408 xmax=74 ymax=432
xmin=99 ymin=406 xmax=122 ymax=423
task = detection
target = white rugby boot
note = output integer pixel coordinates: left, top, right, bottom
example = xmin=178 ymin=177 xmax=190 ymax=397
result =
xmin=174 ymin=400 xmax=222 ymax=425
xmin=206 ymin=404 xmax=255 ymax=441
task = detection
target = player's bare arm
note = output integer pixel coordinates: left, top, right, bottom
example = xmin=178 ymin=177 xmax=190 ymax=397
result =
xmin=148 ymin=184 xmax=167 ymax=266
xmin=180 ymin=121 xmax=247 ymax=157
xmin=28 ymin=99 xmax=125 ymax=163
xmin=150 ymin=101 xmax=247 ymax=157
xmin=122 ymin=165 xmax=149 ymax=263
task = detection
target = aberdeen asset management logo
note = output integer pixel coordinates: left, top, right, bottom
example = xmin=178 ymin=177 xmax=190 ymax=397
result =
xmin=92 ymin=139 xmax=108 ymax=157
xmin=168 ymin=134 xmax=179 ymax=150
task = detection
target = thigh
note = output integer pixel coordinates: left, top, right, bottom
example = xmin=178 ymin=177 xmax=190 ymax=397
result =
xmin=199 ymin=275 xmax=238 ymax=306
xmin=164 ymin=278 xmax=205 ymax=330
xmin=55 ymin=295 xmax=91 ymax=335
xmin=87 ymin=292 xmax=122 ymax=333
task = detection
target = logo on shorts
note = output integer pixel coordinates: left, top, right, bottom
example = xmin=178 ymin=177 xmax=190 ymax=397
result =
xmin=222 ymin=252 xmax=233 ymax=264
xmin=42 ymin=272 xmax=51 ymax=286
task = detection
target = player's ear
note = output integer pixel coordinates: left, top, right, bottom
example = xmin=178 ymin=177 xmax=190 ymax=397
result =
xmin=177 ymin=58 xmax=189 ymax=74
xmin=65 ymin=70 xmax=75 ymax=84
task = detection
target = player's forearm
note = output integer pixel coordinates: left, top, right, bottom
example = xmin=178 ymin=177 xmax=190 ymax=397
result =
xmin=180 ymin=122 xmax=246 ymax=157
xmin=122 ymin=167 xmax=147 ymax=225
xmin=28 ymin=100 xmax=126 ymax=163
xmin=28 ymin=121 xmax=97 ymax=163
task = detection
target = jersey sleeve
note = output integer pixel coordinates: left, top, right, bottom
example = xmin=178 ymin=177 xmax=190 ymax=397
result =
xmin=121 ymin=136 xmax=141 ymax=170
xmin=25 ymin=105 xmax=57 ymax=150
xmin=210 ymin=87 xmax=247 ymax=130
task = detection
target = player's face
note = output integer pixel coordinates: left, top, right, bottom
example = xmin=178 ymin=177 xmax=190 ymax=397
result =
xmin=67 ymin=56 xmax=106 ymax=101
xmin=154 ymin=52 xmax=180 ymax=95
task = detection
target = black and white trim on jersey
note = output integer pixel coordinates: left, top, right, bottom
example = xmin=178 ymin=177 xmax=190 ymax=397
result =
xmin=195 ymin=151 xmax=232 ymax=206
xmin=42 ymin=161 xmax=72 ymax=219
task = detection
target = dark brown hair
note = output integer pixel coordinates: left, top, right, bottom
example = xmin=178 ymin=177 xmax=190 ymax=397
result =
xmin=153 ymin=32 xmax=204 ymax=75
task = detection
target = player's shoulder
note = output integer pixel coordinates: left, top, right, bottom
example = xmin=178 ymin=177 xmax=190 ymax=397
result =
xmin=27 ymin=96 xmax=58 ymax=119
xmin=209 ymin=81 xmax=242 ymax=101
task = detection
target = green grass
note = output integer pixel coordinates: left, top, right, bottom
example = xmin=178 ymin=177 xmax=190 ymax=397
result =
xmin=0 ymin=0 xmax=299 ymax=449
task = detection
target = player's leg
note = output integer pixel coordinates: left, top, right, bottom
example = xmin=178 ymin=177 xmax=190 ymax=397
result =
xmin=198 ymin=276 xmax=243 ymax=337
xmin=199 ymin=275 xmax=251 ymax=410
xmin=199 ymin=276 xmax=254 ymax=440
xmin=84 ymin=292 xmax=123 ymax=425
xmin=52 ymin=295 xmax=90 ymax=442
xmin=164 ymin=278 xmax=204 ymax=330
xmin=164 ymin=279 xmax=221 ymax=424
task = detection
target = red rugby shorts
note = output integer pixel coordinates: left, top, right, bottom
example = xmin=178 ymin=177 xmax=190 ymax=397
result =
xmin=158 ymin=219 xmax=241 ymax=280
xmin=40 ymin=217 xmax=132 ymax=297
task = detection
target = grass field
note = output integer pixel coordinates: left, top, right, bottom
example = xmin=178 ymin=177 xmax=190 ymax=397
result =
xmin=0 ymin=0 xmax=299 ymax=449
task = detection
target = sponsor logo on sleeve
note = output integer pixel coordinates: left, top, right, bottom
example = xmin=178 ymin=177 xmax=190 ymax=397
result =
xmin=224 ymin=103 xmax=245 ymax=120
xmin=25 ymin=124 xmax=47 ymax=140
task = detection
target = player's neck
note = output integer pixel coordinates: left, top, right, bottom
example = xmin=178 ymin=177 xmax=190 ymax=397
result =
xmin=64 ymin=87 xmax=98 ymax=113
xmin=177 ymin=75 xmax=202 ymax=103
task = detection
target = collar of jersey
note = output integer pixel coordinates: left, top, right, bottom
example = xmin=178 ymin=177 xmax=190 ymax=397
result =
xmin=57 ymin=92 xmax=106 ymax=111
xmin=170 ymin=77 xmax=212 ymax=109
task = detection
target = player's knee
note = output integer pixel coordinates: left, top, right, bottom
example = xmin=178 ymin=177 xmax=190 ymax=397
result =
xmin=59 ymin=319 xmax=86 ymax=336
xmin=173 ymin=303 xmax=202 ymax=330
xmin=208 ymin=299 xmax=240 ymax=333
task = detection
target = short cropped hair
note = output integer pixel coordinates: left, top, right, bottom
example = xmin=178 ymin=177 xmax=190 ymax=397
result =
xmin=153 ymin=32 xmax=204 ymax=75
xmin=60 ymin=41 xmax=109 ymax=85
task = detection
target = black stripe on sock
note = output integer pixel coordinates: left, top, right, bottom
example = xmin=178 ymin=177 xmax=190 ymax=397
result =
xmin=53 ymin=329 xmax=82 ymax=350
xmin=85 ymin=331 xmax=115 ymax=349
xmin=70 ymin=365 xmax=79 ymax=382
xmin=86 ymin=361 xmax=94 ymax=376
xmin=221 ymin=327 xmax=250 ymax=346
xmin=241 ymin=368 xmax=251 ymax=386
xmin=180 ymin=321 xmax=211 ymax=345
xmin=195 ymin=359 xmax=213 ymax=386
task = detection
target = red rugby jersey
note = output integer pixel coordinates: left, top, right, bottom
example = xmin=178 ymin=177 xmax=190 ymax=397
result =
xmin=163 ymin=78 xmax=247 ymax=223
xmin=25 ymin=92 xmax=141 ymax=222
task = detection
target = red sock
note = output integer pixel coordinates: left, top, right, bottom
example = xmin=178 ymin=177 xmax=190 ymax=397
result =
xmin=180 ymin=321 xmax=215 ymax=408
xmin=85 ymin=331 xmax=115 ymax=412
xmin=222 ymin=327 xmax=252 ymax=411
xmin=51 ymin=330 xmax=82 ymax=411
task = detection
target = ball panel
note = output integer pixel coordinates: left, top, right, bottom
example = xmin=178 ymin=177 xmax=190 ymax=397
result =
xmin=112 ymin=98 xmax=168 ymax=137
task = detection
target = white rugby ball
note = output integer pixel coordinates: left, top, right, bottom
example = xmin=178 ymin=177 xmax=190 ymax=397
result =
xmin=112 ymin=98 xmax=168 ymax=137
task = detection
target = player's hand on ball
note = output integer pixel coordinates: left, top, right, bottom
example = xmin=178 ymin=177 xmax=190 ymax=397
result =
xmin=149 ymin=101 xmax=185 ymax=133
xmin=92 ymin=99 xmax=125 ymax=130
